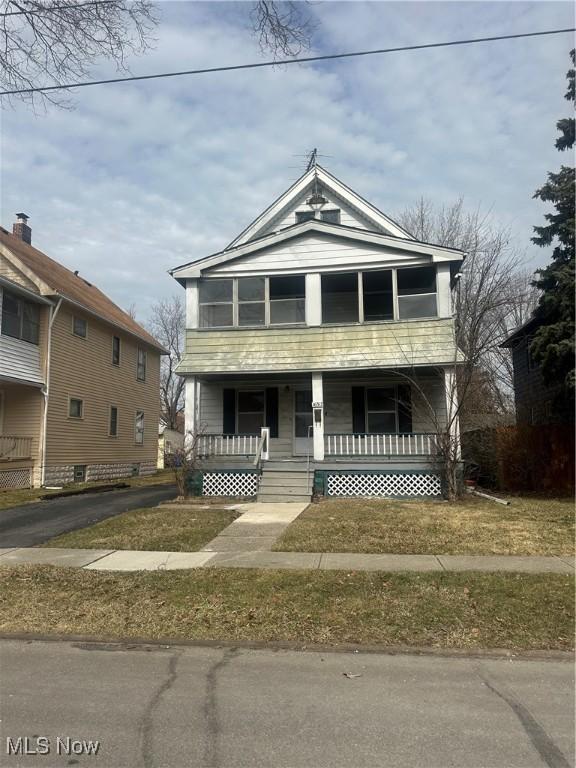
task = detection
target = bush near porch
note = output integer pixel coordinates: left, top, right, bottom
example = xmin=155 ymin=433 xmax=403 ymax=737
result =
xmin=272 ymin=496 xmax=575 ymax=556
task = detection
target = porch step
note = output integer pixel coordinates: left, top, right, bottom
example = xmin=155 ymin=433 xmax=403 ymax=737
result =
xmin=257 ymin=463 xmax=312 ymax=503
xmin=256 ymin=493 xmax=312 ymax=503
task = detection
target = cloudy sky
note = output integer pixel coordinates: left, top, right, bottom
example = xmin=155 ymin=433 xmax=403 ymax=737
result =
xmin=1 ymin=1 xmax=573 ymax=319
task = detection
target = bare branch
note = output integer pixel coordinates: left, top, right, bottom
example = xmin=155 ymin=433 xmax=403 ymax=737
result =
xmin=250 ymin=1 xmax=315 ymax=58
xmin=147 ymin=294 xmax=185 ymax=431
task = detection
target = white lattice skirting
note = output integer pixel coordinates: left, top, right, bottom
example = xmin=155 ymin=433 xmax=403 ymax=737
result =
xmin=326 ymin=472 xmax=442 ymax=498
xmin=0 ymin=468 xmax=32 ymax=490
xmin=202 ymin=471 xmax=259 ymax=497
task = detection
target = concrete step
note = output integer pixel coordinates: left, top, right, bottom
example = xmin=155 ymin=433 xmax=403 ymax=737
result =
xmin=263 ymin=462 xmax=310 ymax=470
xmin=256 ymin=493 xmax=311 ymax=503
xmin=260 ymin=471 xmax=312 ymax=481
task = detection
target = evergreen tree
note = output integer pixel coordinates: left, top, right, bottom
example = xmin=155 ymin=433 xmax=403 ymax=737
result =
xmin=530 ymin=49 xmax=575 ymax=399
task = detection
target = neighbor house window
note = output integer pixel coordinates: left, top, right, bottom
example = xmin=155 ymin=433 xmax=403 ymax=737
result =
xmin=112 ymin=336 xmax=121 ymax=365
xmin=238 ymin=277 xmax=265 ymax=327
xmin=397 ymin=266 xmax=437 ymax=319
xmin=137 ymin=348 xmax=147 ymax=381
xmin=320 ymin=209 xmax=340 ymax=224
xmin=199 ymin=278 xmax=233 ymax=327
xmin=321 ymin=272 xmax=359 ymax=324
xmin=365 ymin=388 xmax=397 ymax=433
xmin=362 ymin=270 xmax=393 ymax=321
xmin=295 ymin=210 xmax=316 ymax=224
xmin=237 ymin=391 xmax=265 ymax=434
xmin=269 ymin=275 xmax=305 ymax=324
xmin=1 ymin=290 xmax=40 ymax=344
xmin=72 ymin=316 xmax=87 ymax=338
xmin=69 ymin=398 xmax=83 ymax=418
xmin=109 ymin=406 xmax=118 ymax=436
xmin=135 ymin=410 xmax=144 ymax=444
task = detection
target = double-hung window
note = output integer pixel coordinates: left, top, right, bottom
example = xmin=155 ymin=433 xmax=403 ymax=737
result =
xmin=237 ymin=391 xmax=265 ymax=434
xmin=321 ymin=273 xmax=359 ymax=323
xmin=238 ymin=277 xmax=265 ymax=327
xmin=365 ymin=388 xmax=397 ymax=433
xmin=135 ymin=410 xmax=144 ymax=444
xmin=137 ymin=348 xmax=147 ymax=381
xmin=362 ymin=270 xmax=394 ymax=321
xmin=199 ymin=279 xmax=233 ymax=328
xmin=72 ymin=316 xmax=87 ymax=338
xmin=109 ymin=406 xmax=118 ymax=436
xmin=1 ymin=291 xmax=40 ymax=344
xmin=269 ymin=276 xmax=305 ymax=324
xmin=397 ymin=266 xmax=437 ymax=319
xmin=112 ymin=336 xmax=121 ymax=365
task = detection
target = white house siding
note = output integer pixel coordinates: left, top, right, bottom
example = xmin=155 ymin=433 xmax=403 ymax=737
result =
xmin=258 ymin=188 xmax=385 ymax=237
xmin=210 ymin=233 xmax=431 ymax=276
xmin=197 ymin=372 xmax=447 ymax=460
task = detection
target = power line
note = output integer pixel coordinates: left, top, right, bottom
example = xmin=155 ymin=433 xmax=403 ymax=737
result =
xmin=1 ymin=27 xmax=574 ymax=96
xmin=0 ymin=0 xmax=115 ymax=17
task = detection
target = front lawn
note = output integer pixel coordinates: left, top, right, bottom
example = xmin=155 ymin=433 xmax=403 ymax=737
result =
xmin=273 ymin=496 xmax=575 ymax=556
xmin=41 ymin=504 xmax=238 ymax=552
xmin=0 ymin=566 xmax=572 ymax=650
xmin=0 ymin=469 xmax=176 ymax=512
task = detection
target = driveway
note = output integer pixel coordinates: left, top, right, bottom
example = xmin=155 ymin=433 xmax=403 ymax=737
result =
xmin=0 ymin=484 xmax=176 ymax=548
xmin=0 ymin=639 xmax=572 ymax=768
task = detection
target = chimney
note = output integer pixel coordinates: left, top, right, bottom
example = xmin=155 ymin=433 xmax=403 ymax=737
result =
xmin=13 ymin=213 xmax=31 ymax=245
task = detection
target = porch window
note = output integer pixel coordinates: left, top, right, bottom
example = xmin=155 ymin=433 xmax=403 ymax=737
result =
xmin=238 ymin=277 xmax=265 ymax=326
xmin=237 ymin=390 xmax=265 ymax=434
xmin=199 ymin=279 xmax=233 ymax=327
xmin=397 ymin=266 xmax=437 ymax=319
xmin=366 ymin=388 xmax=397 ymax=433
xmin=362 ymin=270 xmax=393 ymax=321
xmin=321 ymin=272 xmax=359 ymax=323
xmin=269 ymin=275 xmax=305 ymax=324
xmin=1 ymin=290 xmax=40 ymax=345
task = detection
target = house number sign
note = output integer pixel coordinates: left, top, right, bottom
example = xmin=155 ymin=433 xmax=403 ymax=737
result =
xmin=312 ymin=402 xmax=323 ymax=408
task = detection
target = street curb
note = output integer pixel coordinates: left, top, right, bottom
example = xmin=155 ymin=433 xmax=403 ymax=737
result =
xmin=0 ymin=632 xmax=573 ymax=661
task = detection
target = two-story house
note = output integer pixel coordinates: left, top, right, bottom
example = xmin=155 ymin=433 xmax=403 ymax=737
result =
xmin=0 ymin=215 xmax=165 ymax=490
xmin=171 ymin=166 xmax=464 ymax=500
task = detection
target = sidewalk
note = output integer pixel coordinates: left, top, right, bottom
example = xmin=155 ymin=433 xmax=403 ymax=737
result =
xmin=0 ymin=546 xmax=573 ymax=573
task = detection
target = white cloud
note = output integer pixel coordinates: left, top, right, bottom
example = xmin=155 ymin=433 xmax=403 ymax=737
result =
xmin=1 ymin=0 xmax=572 ymax=316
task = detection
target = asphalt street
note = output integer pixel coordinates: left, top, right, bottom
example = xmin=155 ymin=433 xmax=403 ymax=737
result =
xmin=0 ymin=639 xmax=573 ymax=768
xmin=0 ymin=484 xmax=177 ymax=547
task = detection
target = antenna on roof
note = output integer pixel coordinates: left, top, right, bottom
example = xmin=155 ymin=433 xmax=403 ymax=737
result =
xmin=306 ymin=148 xmax=318 ymax=171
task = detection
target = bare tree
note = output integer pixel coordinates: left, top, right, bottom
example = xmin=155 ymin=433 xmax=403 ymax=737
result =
xmin=148 ymin=295 xmax=185 ymax=431
xmin=398 ymin=198 xmax=532 ymax=429
xmin=251 ymin=1 xmax=316 ymax=57
xmin=0 ymin=0 xmax=158 ymax=108
xmin=171 ymin=427 xmax=204 ymax=499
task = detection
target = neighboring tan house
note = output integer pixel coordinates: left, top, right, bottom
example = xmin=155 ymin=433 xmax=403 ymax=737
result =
xmin=0 ymin=214 xmax=165 ymax=489
xmin=500 ymin=315 xmax=571 ymax=425
xmin=170 ymin=165 xmax=464 ymax=501
xmin=158 ymin=425 xmax=184 ymax=468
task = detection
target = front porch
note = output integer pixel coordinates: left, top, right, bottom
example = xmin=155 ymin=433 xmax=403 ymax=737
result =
xmin=185 ymin=369 xmax=458 ymax=499
xmin=0 ymin=381 xmax=43 ymax=489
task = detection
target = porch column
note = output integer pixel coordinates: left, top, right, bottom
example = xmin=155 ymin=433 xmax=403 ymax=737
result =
xmin=184 ymin=375 xmax=199 ymax=444
xmin=312 ymin=372 xmax=324 ymax=461
xmin=443 ymin=366 xmax=461 ymax=459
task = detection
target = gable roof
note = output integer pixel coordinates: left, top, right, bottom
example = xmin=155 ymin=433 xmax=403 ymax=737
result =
xmin=499 ymin=315 xmax=541 ymax=348
xmin=226 ymin=164 xmax=413 ymax=248
xmin=170 ymin=218 xmax=464 ymax=282
xmin=0 ymin=227 xmax=166 ymax=353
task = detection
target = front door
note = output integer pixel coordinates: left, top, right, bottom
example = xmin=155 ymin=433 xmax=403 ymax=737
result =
xmin=293 ymin=389 xmax=313 ymax=456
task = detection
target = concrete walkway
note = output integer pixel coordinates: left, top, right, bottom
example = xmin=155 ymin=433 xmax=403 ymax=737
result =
xmin=0 ymin=546 xmax=573 ymax=573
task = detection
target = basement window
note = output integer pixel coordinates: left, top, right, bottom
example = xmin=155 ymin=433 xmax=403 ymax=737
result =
xmin=321 ymin=272 xmax=359 ymax=323
xmin=199 ymin=279 xmax=233 ymax=327
xmin=397 ymin=266 xmax=437 ymax=319
xmin=363 ymin=270 xmax=393 ymax=321
xmin=269 ymin=275 xmax=306 ymax=324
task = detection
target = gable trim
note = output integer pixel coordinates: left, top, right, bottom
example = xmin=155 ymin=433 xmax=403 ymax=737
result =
xmin=170 ymin=219 xmax=464 ymax=280
xmin=226 ymin=165 xmax=413 ymax=249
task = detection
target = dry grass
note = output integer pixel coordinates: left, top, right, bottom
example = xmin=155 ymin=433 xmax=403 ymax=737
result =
xmin=0 ymin=470 xmax=175 ymax=511
xmin=0 ymin=566 xmax=572 ymax=650
xmin=273 ymin=496 xmax=575 ymax=555
xmin=41 ymin=505 xmax=238 ymax=552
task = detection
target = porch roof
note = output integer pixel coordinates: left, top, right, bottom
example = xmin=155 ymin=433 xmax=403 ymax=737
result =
xmin=177 ymin=318 xmax=463 ymax=376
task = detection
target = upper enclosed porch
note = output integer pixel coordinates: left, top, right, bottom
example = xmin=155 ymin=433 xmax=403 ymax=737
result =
xmin=186 ymin=367 xmax=457 ymax=464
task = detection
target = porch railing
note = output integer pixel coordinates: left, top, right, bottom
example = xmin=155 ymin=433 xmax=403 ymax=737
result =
xmin=0 ymin=435 xmax=33 ymax=461
xmin=198 ymin=433 xmax=260 ymax=457
xmin=324 ymin=433 xmax=437 ymax=457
